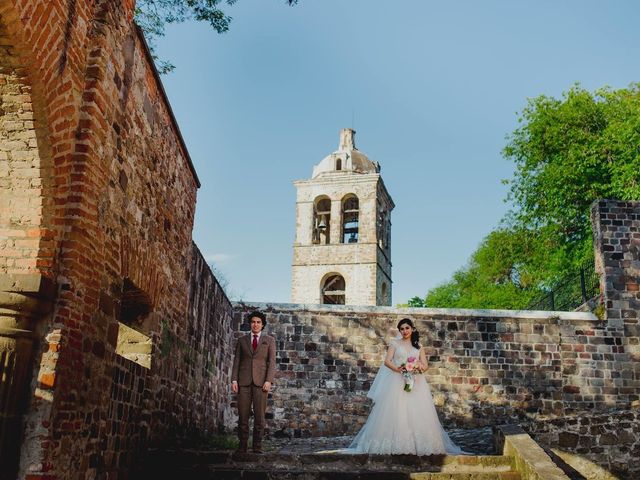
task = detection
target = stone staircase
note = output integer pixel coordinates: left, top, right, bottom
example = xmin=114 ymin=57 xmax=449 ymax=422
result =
xmin=137 ymin=426 xmax=576 ymax=479
xmin=141 ymin=450 xmax=522 ymax=479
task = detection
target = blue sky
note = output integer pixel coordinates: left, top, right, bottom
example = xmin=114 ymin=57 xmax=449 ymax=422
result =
xmin=155 ymin=0 xmax=640 ymax=304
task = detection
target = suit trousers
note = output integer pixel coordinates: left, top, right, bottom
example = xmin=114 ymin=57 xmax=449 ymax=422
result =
xmin=237 ymin=384 xmax=267 ymax=446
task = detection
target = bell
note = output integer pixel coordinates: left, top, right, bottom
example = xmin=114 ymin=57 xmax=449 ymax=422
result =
xmin=317 ymin=216 xmax=327 ymax=230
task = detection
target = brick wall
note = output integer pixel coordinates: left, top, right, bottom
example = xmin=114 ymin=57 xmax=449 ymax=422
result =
xmin=69 ymin=244 xmax=234 ymax=477
xmin=0 ymin=14 xmax=51 ymax=276
xmin=183 ymin=244 xmax=235 ymax=435
xmin=0 ymin=2 xmax=234 ymax=478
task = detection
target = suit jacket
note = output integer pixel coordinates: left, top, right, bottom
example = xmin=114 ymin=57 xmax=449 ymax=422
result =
xmin=231 ymin=333 xmax=276 ymax=387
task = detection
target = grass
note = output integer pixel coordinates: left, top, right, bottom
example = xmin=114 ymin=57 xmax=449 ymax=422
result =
xmin=205 ymin=434 xmax=239 ymax=450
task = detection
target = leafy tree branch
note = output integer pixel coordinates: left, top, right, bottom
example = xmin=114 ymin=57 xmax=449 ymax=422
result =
xmin=135 ymin=0 xmax=298 ymax=73
xmin=412 ymin=83 xmax=640 ymax=309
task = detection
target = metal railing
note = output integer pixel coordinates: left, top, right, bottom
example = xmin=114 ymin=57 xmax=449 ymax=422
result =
xmin=527 ymin=260 xmax=600 ymax=311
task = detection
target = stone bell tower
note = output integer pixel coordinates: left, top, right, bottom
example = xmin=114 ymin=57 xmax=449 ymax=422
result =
xmin=291 ymin=129 xmax=394 ymax=306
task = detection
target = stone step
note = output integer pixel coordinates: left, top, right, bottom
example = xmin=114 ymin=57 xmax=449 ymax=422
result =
xmin=139 ymin=450 xmax=521 ymax=479
xmin=211 ymin=462 xmax=515 ymax=474
xmin=149 ymin=450 xmax=516 ymax=471
xmin=410 ymin=474 xmax=521 ymax=480
xmin=188 ymin=469 xmax=522 ymax=480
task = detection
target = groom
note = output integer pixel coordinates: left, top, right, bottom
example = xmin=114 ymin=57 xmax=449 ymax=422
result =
xmin=231 ymin=311 xmax=276 ymax=454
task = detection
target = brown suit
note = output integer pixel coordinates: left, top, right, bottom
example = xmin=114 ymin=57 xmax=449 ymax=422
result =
xmin=231 ymin=333 xmax=276 ymax=449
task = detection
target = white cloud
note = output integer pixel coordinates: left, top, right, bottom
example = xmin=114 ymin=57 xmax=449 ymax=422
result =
xmin=204 ymin=253 xmax=238 ymax=264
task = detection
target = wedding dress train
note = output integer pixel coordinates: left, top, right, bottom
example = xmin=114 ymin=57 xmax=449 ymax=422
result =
xmin=347 ymin=339 xmax=463 ymax=455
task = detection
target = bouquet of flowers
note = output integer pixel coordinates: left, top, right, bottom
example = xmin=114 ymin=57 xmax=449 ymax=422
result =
xmin=400 ymin=356 xmax=423 ymax=392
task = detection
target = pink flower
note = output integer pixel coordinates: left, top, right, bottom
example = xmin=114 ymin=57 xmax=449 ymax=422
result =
xmin=400 ymin=358 xmax=424 ymax=392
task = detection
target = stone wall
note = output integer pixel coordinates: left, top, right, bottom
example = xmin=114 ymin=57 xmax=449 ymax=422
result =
xmin=184 ymin=244 xmax=235 ymax=434
xmin=232 ymin=303 xmax=638 ymax=436
xmin=0 ymin=2 xmax=233 ymax=478
xmin=581 ymin=199 xmax=640 ymax=478
xmin=528 ymin=408 xmax=640 ymax=479
xmin=62 ymin=243 xmax=234 ymax=477
xmin=592 ymin=199 xmax=640 ymax=332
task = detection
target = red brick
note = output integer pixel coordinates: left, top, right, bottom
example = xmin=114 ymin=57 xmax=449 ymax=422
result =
xmin=39 ymin=372 xmax=56 ymax=389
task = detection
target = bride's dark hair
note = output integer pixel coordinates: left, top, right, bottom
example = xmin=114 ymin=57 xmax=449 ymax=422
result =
xmin=397 ymin=318 xmax=420 ymax=349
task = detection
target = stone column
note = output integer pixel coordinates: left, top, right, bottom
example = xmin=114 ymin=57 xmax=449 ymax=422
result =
xmin=591 ymin=199 xmax=640 ymax=329
xmin=591 ymin=199 xmax=640 ymax=408
xmin=330 ymin=199 xmax=342 ymax=244
xmin=0 ymin=274 xmax=54 ymax=476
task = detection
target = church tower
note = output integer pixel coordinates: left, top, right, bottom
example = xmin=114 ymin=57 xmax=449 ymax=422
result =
xmin=291 ymin=129 xmax=394 ymax=306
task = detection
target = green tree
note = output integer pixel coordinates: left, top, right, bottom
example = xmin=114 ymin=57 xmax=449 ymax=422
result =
xmin=413 ymin=83 xmax=640 ymax=308
xmin=397 ymin=296 xmax=425 ymax=308
xmin=424 ymin=228 xmax=548 ymax=309
xmin=135 ymin=0 xmax=298 ymax=73
xmin=504 ymin=84 xmax=640 ymax=255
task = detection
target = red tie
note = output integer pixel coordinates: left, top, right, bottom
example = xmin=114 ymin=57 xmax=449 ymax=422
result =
xmin=252 ymin=335 xmax=258 ymax=351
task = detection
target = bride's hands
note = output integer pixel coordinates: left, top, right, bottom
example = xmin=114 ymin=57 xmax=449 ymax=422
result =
xmin=418 ymin=347 xmax=428 ymax=372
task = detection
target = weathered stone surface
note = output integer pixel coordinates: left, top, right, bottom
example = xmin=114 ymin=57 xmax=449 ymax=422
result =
xmin=230 ymin=299 xmax=640 ymax=479
xmin=528 ymin=408 xmax=640 ymax=479
xmin=232 ymin=303 xmax=637 ymax=436
xmin=592 ymin=200 xmax=640 ymax=331
xmin=558 ymin=433 xmax=579 ymax=448
xmin=495 ymin=425 xmax=570 ymax=480
xmin=138 ymin=445 xmax=521 ymax=479
xmin=550 ymin=449 xmax=619 ymax=480
xmin=0 ymin=2 xmax=233 ymax=479
xmin=265 ymin=427 xmax=496 ymax=456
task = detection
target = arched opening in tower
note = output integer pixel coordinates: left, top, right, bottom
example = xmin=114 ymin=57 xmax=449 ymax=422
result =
xmin=313 ymin=197 xmax=331 ymax=244
xmin=342 ymin=196 xmax=359 ymax=243
xmin=322 ymin=275 xmax=346 ymax=304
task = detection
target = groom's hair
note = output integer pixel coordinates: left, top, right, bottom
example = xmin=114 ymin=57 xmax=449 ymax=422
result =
xmin=248 ymin=311 xmax=267 ymax=330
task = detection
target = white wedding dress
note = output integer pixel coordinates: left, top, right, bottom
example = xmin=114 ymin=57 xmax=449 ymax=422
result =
xmin=347 ymin=339 xmax=463 ymax=455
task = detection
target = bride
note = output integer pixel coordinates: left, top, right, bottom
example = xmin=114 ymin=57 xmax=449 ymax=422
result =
xmin=347 ymin=318 xmax=463 ymax=455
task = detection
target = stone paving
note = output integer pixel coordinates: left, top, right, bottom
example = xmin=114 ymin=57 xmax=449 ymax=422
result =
xmin=267 ymin=427 xmax=496 ymax=456
xmin=136 ymin=428 xmax=520 ymax=479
